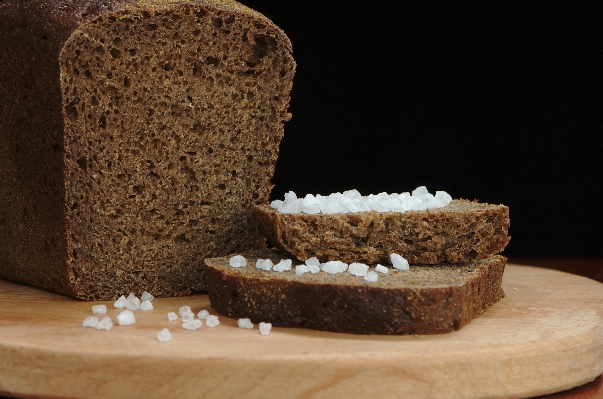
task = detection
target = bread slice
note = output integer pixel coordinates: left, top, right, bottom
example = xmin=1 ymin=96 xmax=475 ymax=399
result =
xmin=0 ymin=0 xmax=294 ymax=299
xmin=205 ymin=249 xmax=506 ymax=335
xmin=254 ymin=200 xmax=510 ymax=265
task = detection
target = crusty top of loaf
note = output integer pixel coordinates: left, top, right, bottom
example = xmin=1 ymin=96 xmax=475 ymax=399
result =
xmin=0 ymin=0 xmax=291 ymax=51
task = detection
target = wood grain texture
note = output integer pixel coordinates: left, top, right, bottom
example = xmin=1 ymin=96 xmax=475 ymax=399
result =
xmin=1 ymin=264 xmax=603 ymax=399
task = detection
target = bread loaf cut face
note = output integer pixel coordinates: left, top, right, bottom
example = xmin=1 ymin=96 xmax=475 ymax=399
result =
xmin=205 ymin=249 xmax=506 ymax=335
xmin=0 ymin=0 xmax=295 ymax=299
xmin=254 ymin=200 xmax=510 ymax=265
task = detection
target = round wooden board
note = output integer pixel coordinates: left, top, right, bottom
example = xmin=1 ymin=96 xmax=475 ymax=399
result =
xmin=1 ymin=264 xmax=602 ymax=399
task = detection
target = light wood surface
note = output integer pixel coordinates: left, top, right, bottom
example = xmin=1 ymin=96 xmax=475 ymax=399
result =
xmin=1 ymin=264 xmax=603 ymax=399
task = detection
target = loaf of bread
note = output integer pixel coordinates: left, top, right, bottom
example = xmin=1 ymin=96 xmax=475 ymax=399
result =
xmin=204 ymin=249 xmax=506 ymax=335
xmin=254 ymin=200 xmax=510 ymax=265
xmin=0 ymin=0 xmax=295 ymax=299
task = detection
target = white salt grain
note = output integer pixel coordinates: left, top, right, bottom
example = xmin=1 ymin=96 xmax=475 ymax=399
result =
xmin=167 ymin=312 xmax=178 ymax=321
xmin=364 ymin=271 xmax=378 ymax=282
xmin=296 ymin=265 xmax=309 ymax=276
xmin=82 ymin=316 xmax=99 ymax=328
xmin=238 ymin=318 xmax=254 ymax=329
xmin=305 ymin=257 xmax=321 ymax=273
xmin=229 ymin=255 xmax=247 ymax=268
xmin=116 ymin=310 xmax=136 ymax=326
xmin=97 ymin=317 xmax=113 ymax=331
xmin=92 ymin=305 xmax=106 ymax=314
xmin=157 ymin=328 xmax=172 ymax=343
xmin=140 ymin=300 xmax=153 ymax=311
xmin=206 ymin=315 xmax=220 ymax=327
xmin=197 ymin=309 xmax=210 ymax=320
xmin=391 ymin=253 xmax=410 ymax=271
xmin=321 ymin=261 xmax=346 ymax=274
xmin=348 ymin=263 xmax=369 ymax=277
xmin=182 ymin=319 xmax=202 ymax=330
xmin=113 ymin=295 xmax=127 ymax=309
xmin=375 ymin=264 xmax=389 ymax=274
xmin=141 ymin=291 xmax=154 ymax=302
xmin=273 ymin=259 xmax=292 ymax=272
xmin=256 ymin=258 xmax=273 ymax=271
xmin=179 ymin=305 xmax=191 ymax=317
xmin=181 ymin=310 xmax=194 ymax=323
xmin=126 ymin=292 xmax=141 ymax=310
xmin=259 ymin=322 xmax=272 ymax=335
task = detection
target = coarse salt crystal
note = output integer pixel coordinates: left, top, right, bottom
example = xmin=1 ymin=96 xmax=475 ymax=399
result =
xmin=141 ymin=291 xmax=154 ymax=302
xmin=270 ymin=199 xmax=284 ymax=209
xmin=391 ymin=253 xmax=409 ymax=270
xmin=179 ymin=306 xmax=191 ymax=317
xmin=412 ymin=186 xmax=429 ymax=197
xmin=126 ymin=292 xmax=141 ymax=310
xmin=375 ymin=264 xmax=389 ymax=274
xmin=256 ymin=258 xmax=273 ymax=271
xmin=97 ymin=317 xmax=113 ymax=331
xmin=182 ymin=319 xmax=202 ymax=330
xmin=92 ymin=305 xmax=106 ymax=314
xmin=305 ymin=257 xmax=321 ymax=273
xmin=140 ymin=300 xmax=153 ymax=311
xmin=205 ymin=315 xmax=220 ymax=327
xmin=116 ymin=310 xmax=136 ymax=326
xmin=259 ymin=322 xmax=272 ymax=335
xmin=321 ymin=261 xmax=346 ymax=274
xmin=181 ymin=310 xmax=194 ymax=323
xmin=82 ymin=316 xmax=99 ymax=328
xmin=273 ymin=259 xmax=292 ymax=272
xmin=197 ymin=309 xmax=210 ymax=320
xmin=229 ymin=255 xmax=247 ymax=268
xmin=364 ymin=271 xmax=378 ymax=282
xmin=167 ymin=312 xmax=178 ymax=321
xmin=296 ymin=265 xmax=309 ymax=276
xmin=348 ymin=263 xmax=369 ymax=277
xmin=157 ymin=328 xmax=172 ymax=343
xmin=113 ymin=295 xmax=127 ymax=309
xmin=238 ymin=318 xmax=254 ymax=329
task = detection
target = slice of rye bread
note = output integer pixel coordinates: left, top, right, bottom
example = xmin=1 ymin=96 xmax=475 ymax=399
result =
xmin=253 ymin=199 xmax=510 ymax=265
xmin=204 ymin=249 xmax=506 ymax=335
xmin=0 ymin=0 xmax=294 ymax=299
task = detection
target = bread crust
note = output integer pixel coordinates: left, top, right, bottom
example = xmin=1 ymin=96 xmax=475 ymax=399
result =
xmin=254 ymin=200 xmax=510 ymax=265
xmin=205 ymin=249 xmax=506 ymax=335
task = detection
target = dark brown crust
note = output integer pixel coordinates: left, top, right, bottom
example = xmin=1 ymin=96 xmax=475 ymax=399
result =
xmin=0 ymin=0 xmax=293 ymax=299
xmin=254 ymin=200 xmax=510 ymax=265
xmin=205 ymin=249 xmax=506 ymax=335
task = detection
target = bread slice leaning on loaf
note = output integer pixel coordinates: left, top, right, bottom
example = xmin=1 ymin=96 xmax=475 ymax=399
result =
xmin=254 ymin=200 xmax=510 ymax=265
xmin=0 ymin=0 xmax=295 ymax=299
xmin=205 ymin=249 xmax=506 ymax=335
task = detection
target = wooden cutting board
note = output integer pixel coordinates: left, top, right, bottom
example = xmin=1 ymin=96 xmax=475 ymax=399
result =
xmin=1 ymin=264 xmax=602 ymax=399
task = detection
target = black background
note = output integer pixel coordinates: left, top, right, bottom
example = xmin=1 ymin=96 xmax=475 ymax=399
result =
xmin=242 ymin=2 xmax=602 ymax=258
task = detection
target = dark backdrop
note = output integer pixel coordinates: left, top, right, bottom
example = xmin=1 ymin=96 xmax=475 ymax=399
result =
xmin=242 ymin=2 xmax=603 ymax=258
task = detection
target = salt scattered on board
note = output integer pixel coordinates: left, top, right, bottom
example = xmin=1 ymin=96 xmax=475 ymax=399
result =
xmin=141 ymin=291 xmax=154 ymax=302
xmin=113 ymin=295 xmax=127 ymax=309
xmin=140 ymin=300 xmax=153 ymax=311
xmin=92 ymin=305 xmax=106 ymax=314
xmin=97 ymin=317 xmax=113 ymax=330
xmin=206 ymin=315 xmax=220 ymax=327
xmin=182 ymin=319 xmax=202 ymax=330
xmin=259 ymin=322 xmax=272 ymax=336
xmin=238 ymin=318 xmax=254 ymax=329
xmin=179 ymin=306 xmax=191 ymax=317
xmin=197 ymin=309 xmax=210 ymax=320
xmin=116 ymin=310 xmax=136 ymax=326
xmin=157 ymin=328 xmax=172 ymax=343
xmin=126 ymin=292 xmax=141 ymax=310
xmin=167 ymin=312 xmax=178 ymax=321
xmin=82 ymin=316 xmax=99 ymax=328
